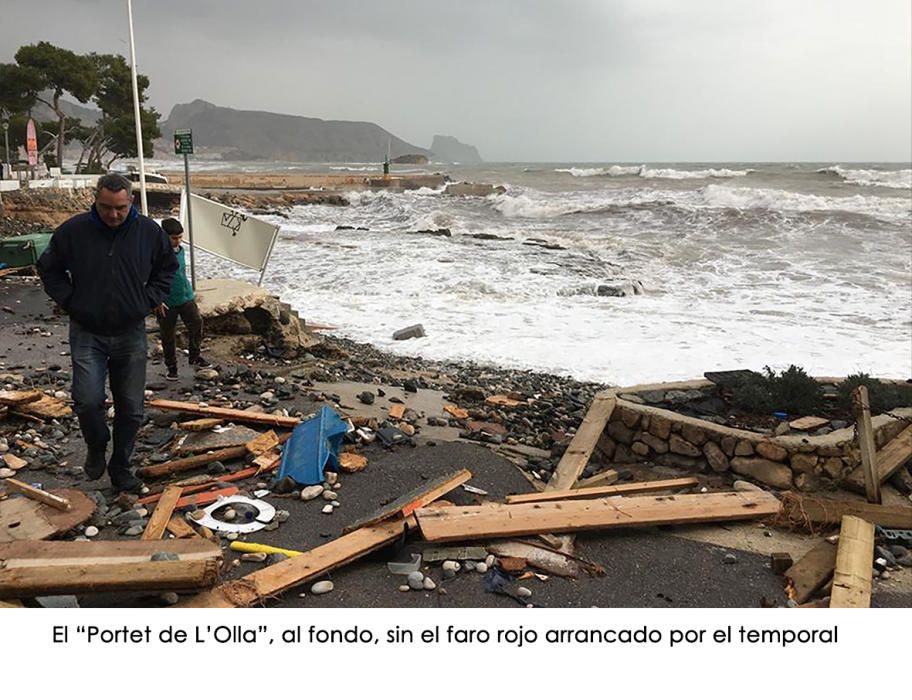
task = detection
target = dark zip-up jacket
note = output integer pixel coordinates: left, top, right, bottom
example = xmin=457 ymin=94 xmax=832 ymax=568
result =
xmin=38 ymin=205 xmax=178 ymax=335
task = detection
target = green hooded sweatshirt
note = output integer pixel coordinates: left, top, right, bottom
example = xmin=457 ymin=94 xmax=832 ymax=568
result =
xmin=165 ymin=245 xmax=195 ymax=307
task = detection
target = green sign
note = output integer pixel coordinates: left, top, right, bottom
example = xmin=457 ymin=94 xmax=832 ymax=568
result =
xmin=174 ymin=129 xmax=193 ymax=155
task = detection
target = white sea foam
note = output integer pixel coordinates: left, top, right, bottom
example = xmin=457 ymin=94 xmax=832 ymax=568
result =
xmin=639 ymin=167 xmax=751 ymax=179
xmin=818 ymin=165 xmax=912 ymax=190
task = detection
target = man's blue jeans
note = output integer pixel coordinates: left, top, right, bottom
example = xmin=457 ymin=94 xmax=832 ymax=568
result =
xmin=69 ymin=319 xmax=147 ymax=482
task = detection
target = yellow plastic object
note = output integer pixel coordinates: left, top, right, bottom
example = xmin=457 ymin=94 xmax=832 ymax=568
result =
xmin=229 ymin=541 xmax=303 ymax=557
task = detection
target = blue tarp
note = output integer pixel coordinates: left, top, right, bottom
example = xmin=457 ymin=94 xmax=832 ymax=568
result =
xmin=277 ymin=406 xmax=349 ymax=486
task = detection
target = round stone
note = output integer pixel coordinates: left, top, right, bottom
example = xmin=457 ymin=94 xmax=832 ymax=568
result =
xmin=517 ymin=587 xmax=533 ymax=598
xmin=222 ymin=508 xmax=237 ymax=521
xmin=475 ymin=562 xmax=488 ymax=574
xmin=241 ymin=552 xmax=268 ymax=562
xmin=423 ymin=577 xmax=437 ymax=590
xmin=321 ymin=504 xmax=334 ymax=514
xmin=84 ymin=525 xmax=99 ymax=538
xmin=398 ymin=584 xmax=411 ymax=593
xmin=485 ymin=555 xmax=495 ymax=568
xmin=407 ymin=571 xmax=425 ymax=590
xmin=160 ymin=592 xmax=179 ymax=605
xmin=310 ymin=580 xmax=334 ymax=595
xmin=300 ymin=485 xmax=324 ymax=501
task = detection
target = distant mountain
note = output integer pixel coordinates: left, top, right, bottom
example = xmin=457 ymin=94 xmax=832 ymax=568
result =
xmin=30 ymin=93 xmax=102 ymax=126
xmin=158 ymin=100 xmax=431 ymax=163
xmin=431 ymin=135 xmax=482 ymax=163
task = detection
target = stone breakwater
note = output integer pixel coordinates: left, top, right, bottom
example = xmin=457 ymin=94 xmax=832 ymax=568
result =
xmin=598 ymin=380 xmax=912 ymax=491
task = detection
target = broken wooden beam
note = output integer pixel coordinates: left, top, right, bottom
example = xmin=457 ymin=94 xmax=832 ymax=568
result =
xmin=415 ymin=490 xmax=780 ymax=542
xmin=178 ymin=418 xmax=223 ymax=431
xmin=137 ymin=445 xmax=248 ymax=479
xmin=142 ymin=486 xmax=183 ymax=540
xmin=0 ymin=539 xmax=222 ymax=597
xmin=504 ymin=477 xmax=699 ymax=505
xmin=784 ymin=539 xmax=837 ymax=604
xmin=3 ymin=479 xmax=71 ymax=511
xmin=179 ymin=516 xmax=414 ymax=608
xmin=845 ymin=424 xmax=912 ymax=494
xmin=137 ymin=461 xmax=280 ymax=506
xmin=0 ymin=389 xmax=43 ymax=406
xmin=548 ymin=393 xmax=617 ymax=491
xmin=572 ymin=469 xmax=619 ymax=490
xmin=780 ymin=491 xmax=912 ymax=529
xmin=164 ymin=516 xmax=201 ymax=539
xmin=852 ymin=386 xmax=882 ymax=504
xmin=342 ymin=469 xmax=472 ymax=534
xmin=830 ymin=515 xmax=875 ymax=608
xmin=146 ymin=399 xmax=301 ymax=428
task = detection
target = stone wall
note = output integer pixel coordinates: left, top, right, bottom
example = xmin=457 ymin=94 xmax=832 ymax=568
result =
xmin=594 ymin=379 xmax=912 ymax=492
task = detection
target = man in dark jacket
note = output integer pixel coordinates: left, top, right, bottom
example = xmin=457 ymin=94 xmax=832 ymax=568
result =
xmin=37 ymin=173 xmax=177 ymax=492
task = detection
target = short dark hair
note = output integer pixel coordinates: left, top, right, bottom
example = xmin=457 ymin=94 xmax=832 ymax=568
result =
xmin=96 ymin=173 xmax=133 ymax=197
xmin=161 ymin=218 xmax=184 ymax=236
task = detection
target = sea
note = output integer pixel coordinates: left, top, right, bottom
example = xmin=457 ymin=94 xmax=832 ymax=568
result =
xmin=147 ymin=160 xmax=912 ymax=386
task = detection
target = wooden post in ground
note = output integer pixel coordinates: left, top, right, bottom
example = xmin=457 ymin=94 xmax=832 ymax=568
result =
xmin=852 ymin=386 xmax=881 ymax=504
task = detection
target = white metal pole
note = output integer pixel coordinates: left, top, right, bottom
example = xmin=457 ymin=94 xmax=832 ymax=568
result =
xmin=127 ymin=0 xmax=148 ymax=215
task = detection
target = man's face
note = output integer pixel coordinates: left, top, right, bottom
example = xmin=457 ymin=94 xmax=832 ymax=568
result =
xmin=95 ymin=187 xmax=132 ymax=228
xmin=169 ymin=233 xmax=183 ymax=250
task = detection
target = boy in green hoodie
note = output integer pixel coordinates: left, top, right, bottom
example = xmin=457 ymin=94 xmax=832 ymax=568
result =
xmin=156 ymin=218 xmax=211 ymax=380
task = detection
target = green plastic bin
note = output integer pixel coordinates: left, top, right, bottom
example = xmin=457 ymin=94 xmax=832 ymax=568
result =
xmin=0 ymin=232 xmax=53 ymax=268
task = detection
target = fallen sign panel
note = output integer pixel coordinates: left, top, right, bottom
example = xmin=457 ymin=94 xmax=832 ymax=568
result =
xmin=415 ymin=491 xmax=781 ymax=543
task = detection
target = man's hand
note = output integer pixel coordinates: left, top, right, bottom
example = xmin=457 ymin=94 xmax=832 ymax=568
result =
xmin=154 ymin=303 xmax=169 ymax=318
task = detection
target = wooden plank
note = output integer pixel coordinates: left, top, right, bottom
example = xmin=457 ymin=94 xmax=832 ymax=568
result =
xmin=179 ymin=516 xmax=414 ymax=608
xmin=548 ymin=394 xmax=617 ymax=491
xmin=178 ymin=418 xmax=222 ymax=431
xmin=137 ymin=461 xmax=280 ymax=506
xmin=341 ymin=469 xmax=472 ymax=534
xmin=504 ymin=477 xmax=700 ymax=504
xmin=852 ymin=386 xmax=881 ymax=504
xmin=137 ymin=445 xmax=248 ymax=479
xmin=3 ymin=479 xmax=71 ymax=511
xmin=146 ymin=399 xmax=301 ymax=428
xmin=416 ymin=491 xmax=780 ymax=543
xmin=572 ymin=470 xmax=619 ymax=490
xmin=165 ymin=516 xmax=201 ymax=539
xmin=2 ymin=454 xmax=28 ymax=471
xmin=142 ymin=486 xmax=182 ymax=540
xmin=0 ymin=389 xmax=42 ymax=406
xmin=784 ymin=540 xmax=837 ymax=604
xmin=830 ymin=515 xmax=874 ymax=608
xmin=245 ymin=430 xmax=279 ymax=456
xmin=18 ymin=395 xmax=71 ymax=419
xmin=0 ymin=539 xmax=221 ymax=568
xmin=780 ymin=492 xmax=912 ymax=529
xmin=0 ymin=560 xmax=220 ymax=597
xmin=0 ymin=489 xmax=95 ymax=543
xmin=388 ymin=404 xmax=406 ymax=421
xmin=789 ymin=416 xmax=829 ymax=431
xmin=176 ymin=486 xmax=239 ymax=509
xmin=845 ymin=424 xmax=912 ymax=493
xmin=443 ymin=405 xmax=469 ymax=420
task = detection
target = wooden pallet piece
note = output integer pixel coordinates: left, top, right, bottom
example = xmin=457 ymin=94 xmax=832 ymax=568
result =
xmin=179 ymin=516 xmax=414 ymax=608
xmin=341 ymin=469 xmax=472 ymax=534
xmin=146 ymin=399 xmax=301 ymax=428
xmin=0 ymin=489 xmax=95 ymax=543
xmin=784 ymin=540 xmax=837 ymax=604
xmin=137 ymin=445 xmax=248 ymax=479
xmin=165 ymin=516 xmax=201 ymax=539
xmin=142 ymin=486 xmax=183 ymax=540
xmin=3 ymin=479 xmax=71 ymax=511
xmin=845 ymin=424 xmax=912 ymax=494
xmin=830 ymin=515 xmax=875 ymax=608
xmin=548 ymin=393 xmax=617 ymax=491
xmin=504 ymin=477 xmax=699 ymax=504
xmin=416 ymin=490 xmax=780 ymax=543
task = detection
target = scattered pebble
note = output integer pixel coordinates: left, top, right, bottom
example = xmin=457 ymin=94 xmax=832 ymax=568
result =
xmin=475 ymin=562 xmax=488 ymax=574
xmin=485 ymin=554 xmax=495 ymax=568
xmin=241 ymin=552 xmax=268 ymax=563
xmin=321 ymin=504 xmax=334 ymax=514
xmin=517 ymin=587 xmax=533 ymax=598
xmin=407 ymin=571 xmax=425 ymax=590
xmin=423 ymin=577 xmax=437 ymax=591
xmin=323 ymin=490 xmax=338 ymax=500
xmin=84 ymin=525 xmax=99 ymax=538
xmin=310 ymin=580 xmax=334 ymax=595
xmin=724 ymin=553 xmax=738 ymax=565
xmin=398 ymin=584 xmax=411 ymax=593
xmin=160 ymin=592 xmax=179 ymax=605
xmin=222 ymin=508 xmax=237 ymax=522
xmin=300 ymin=485 xmax=324 ymax=501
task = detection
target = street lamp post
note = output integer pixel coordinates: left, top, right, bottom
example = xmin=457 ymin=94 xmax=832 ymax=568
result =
xmin=1 ymin=116 xmax=9 ymax=178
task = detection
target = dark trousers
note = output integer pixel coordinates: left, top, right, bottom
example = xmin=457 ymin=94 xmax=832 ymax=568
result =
xmin=69 ymin=319 xmax=147 ymax=480
xmin=157 ymin=299 xmax=202 ymax=368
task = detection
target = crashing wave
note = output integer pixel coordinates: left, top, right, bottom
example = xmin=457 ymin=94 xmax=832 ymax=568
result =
xmin=639 ymin=167 xmax=751 ymax=179
xmin=558 ymin=281 xmax=645 ymax=298
xmin=817 ymin=165 xmax=912 ymax=190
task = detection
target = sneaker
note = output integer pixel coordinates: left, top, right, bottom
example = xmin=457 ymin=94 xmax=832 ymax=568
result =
xmin=190 ymin=355 xmax=212 ymax=368
xmin=83 ymin=446 xmax=107 ymax=480
xmin=166 ymin=366 xmax=178 ymax=381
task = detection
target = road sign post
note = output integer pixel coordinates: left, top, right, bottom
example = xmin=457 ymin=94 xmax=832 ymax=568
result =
xmin=174 ymin=129 xmax=196 ymax=291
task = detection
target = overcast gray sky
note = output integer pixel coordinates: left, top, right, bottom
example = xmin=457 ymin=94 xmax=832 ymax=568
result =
xmin=1 ymin=0 xmax=909 ymax=162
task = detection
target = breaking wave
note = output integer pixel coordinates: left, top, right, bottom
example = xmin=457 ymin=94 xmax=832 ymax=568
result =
xmin=817 ymin=165 xmax=912 ymax=190
xmin=555 ymin=165 xmax=751 ymax=179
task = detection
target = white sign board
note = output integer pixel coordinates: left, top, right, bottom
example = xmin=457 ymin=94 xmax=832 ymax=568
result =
xmin=179 ymin=192 xmax=280 ymax=276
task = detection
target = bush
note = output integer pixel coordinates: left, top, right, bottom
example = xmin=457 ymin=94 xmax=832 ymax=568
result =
xmin=837 ymin=373 xmax=912 ymax=414
xmin=730 ymin=365 xmax=822 ymax=416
